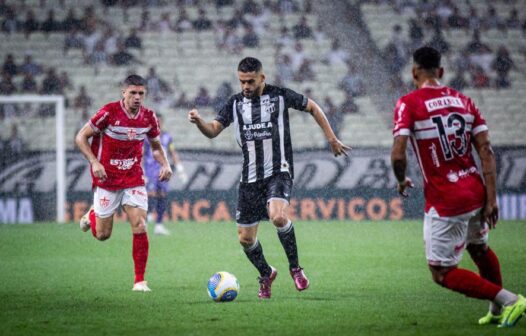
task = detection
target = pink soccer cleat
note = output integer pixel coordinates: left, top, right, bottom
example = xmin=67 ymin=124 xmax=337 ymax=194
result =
xmin=258 ymin=266 xmax=277 ymax=299
xmin=290 ymin=267 xmax=310 ymax=291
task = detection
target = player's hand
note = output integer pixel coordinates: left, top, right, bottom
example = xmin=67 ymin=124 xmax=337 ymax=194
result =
xmin=91 ymin=160 xmax=107 ymax=181
xmin=188 ymin=109 xmax=201 ymax=124
xmin=397 ymin=177 xmax=414 ymax=197
xmin=481 ymin=201 xmax=499 ymax=229
xmin=178 ymin=171 xmax=189 ymax=184
xmin=328 ymin=138 xmax=351 ymax=157
xmin=158 ymin=164 xmax=173 ymax=182
xmin=175 ymin=163 xmax=189 ymax=184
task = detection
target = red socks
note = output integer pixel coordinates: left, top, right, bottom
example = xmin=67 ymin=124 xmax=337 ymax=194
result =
xmin=442 ymin=268 xmax=502 ymax=300
xmin=89 ymin=208 xmax=97 ymax=238
xmin=471 ymin=247 xmax=502 ymax=286
xmin=133 ymin=233 xmax=149 ymax=283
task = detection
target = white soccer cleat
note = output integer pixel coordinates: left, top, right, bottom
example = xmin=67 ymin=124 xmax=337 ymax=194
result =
xmin=154 ymin=224 xmax=171 ymax=235
xmin=132 ymin=281 xmax=151 ymax=292
xmin=80 ymin=206 xmax=93 ymax=232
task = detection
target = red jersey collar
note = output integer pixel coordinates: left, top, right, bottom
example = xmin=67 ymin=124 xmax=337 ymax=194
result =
xmin=120 ymin=99 xmax=142 ymax=120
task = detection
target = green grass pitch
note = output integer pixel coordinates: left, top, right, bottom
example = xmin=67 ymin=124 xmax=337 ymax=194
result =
xmin=0 ymin=220 xmax=525 ymax=335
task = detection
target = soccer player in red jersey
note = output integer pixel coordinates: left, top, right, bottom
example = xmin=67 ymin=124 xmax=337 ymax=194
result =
xmin=391 ymin=46 xmax=525 ymax=328
xmin=75 ymin=75 xmax=172 ymax=292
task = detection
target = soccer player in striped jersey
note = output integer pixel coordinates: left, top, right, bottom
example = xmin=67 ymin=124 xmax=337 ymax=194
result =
xmin=188 ymin=57 xmax=350 ymax=299
xmin=391 ymin=46 xmax=525 ymax=328
xmin=75 ymin=75 xmax=173 ymax=292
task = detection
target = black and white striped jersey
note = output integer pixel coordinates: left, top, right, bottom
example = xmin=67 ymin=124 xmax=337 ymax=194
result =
xmin=215 ymin=84 xmax=308 ymax=183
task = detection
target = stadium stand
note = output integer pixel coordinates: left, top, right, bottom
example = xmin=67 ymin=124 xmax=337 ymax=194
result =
xmin=360 ymin=0 xmax=526 ymax=145
xmin=0 ymin=1 xmax=345 ymax=150
xmin=0 ymin=0 xmax=524 ymax=152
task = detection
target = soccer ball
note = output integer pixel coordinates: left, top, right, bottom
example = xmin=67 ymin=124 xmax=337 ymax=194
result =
xmin=207 ymin=271 xmax=240 ymax=302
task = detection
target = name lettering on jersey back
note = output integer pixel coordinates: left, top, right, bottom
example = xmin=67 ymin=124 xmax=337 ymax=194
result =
xmin=425 ymin=96 xmax=464 ymax=113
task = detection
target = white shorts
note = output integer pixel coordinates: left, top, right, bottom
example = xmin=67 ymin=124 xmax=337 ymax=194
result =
xmin=93 ymin=186 xmax=148 ymax=218
xmin=423 ymin=207 xmax=489 ymax=267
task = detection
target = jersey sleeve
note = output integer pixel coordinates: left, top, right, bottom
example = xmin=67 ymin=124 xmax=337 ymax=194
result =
xmin=89 ymin=107 xmax=111 ymax=133
xmin=392 ymin=97 xmax=413 ymax=137
xmin=468 ymin=98 xmax=488 ymax=135
xmin=214 ymin=96 xmax=235 ymax=128
xmin=283 ymin=88 xmax=308 ymax=111
xmin=147 ymin=112 xmax=161 ymax=139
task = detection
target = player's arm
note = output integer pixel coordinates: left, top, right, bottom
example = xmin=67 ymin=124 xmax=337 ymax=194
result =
xmin=188 ymin=108 xmax=224 ymax=138
xmin=75 ymin=123 xmax=107 ymax=180
xmin=305 ymin=98 xmax=350 ymax=157
xmin=148 ymin=137 xmax=173 ymax=182
xmin=391 ymin=135 xmax=414 ymax=197
xmin=473 ymin=130 xmax=498 ymax=228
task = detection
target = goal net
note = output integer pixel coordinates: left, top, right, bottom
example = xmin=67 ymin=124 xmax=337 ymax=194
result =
xmin=0 ymin=95 xmax=66 ymax=223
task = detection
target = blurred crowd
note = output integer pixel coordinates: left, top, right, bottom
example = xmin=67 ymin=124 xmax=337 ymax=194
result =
xmin=373 ymin=0 xmax=524 ymax=92
xmin=1 ymin=0 xmax=364 ymax=131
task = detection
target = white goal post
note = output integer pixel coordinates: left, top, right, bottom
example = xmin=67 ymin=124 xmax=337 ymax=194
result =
xmin=0 ymin=95 xmax=66 ymax=223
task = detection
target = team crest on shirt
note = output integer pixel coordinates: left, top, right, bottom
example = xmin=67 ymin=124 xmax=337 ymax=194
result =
xmin=261 ymin=97 xmax=276 ymax=114
xmin=127 ymin=128 xmax=137 ymax=140
xmin=264 ymin=102 xmax=275 ymax=114
xmin=99 ymin=196 xmax=110 ymax=208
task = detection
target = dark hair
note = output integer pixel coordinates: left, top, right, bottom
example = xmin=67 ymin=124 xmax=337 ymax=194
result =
xmin=123 ymin=74 xmax=146 ymax=87
xmin=413 ymin=46 xmax=441 ymax=70
xmin=238 ymin=57 xmax=262 ymax=73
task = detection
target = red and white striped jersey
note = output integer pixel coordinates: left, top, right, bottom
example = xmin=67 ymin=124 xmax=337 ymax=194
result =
xmin=393 ymin=86 xmax=488 ymax=216
xmin=89 ymin=100 xmax=160 ymax=190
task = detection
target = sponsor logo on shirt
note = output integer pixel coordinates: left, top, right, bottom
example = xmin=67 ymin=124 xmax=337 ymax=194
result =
xmin=446 ymin=166 xmax=478 ymax=183
xmin=131 ymin=189 xmax=146 ymax=197
xmin=243 ymin=122 xmax=273 ymax=131
xmin=454 ymin=241 xmax=465 ymax=254
xmin=429 ymin=143 xmax=440 ymax=168
xmin=110 ymin=157 xmax=138 ymax=170
xmin=425 ymin=96 xmax=464 ymax=112
xmin=243 ymin=122 xmax=273 ymax=141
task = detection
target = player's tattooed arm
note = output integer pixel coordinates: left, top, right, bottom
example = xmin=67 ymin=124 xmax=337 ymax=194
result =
xmin=474 ymin=130 xmax=498 ymax=228
xmin=391 ymin=135 xmax=413 ymax=197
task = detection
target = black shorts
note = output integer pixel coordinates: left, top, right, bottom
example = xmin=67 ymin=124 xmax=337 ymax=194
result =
xmin=236 ymin=172 xmax=292 ymax=225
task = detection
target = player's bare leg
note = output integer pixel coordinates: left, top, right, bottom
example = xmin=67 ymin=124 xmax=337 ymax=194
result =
xmin=268 ymin=199 xmax=309 ymax=291
xmin=124 ymin=205 xmax=150 ymax=292
xmin=467 ymin=243 xmax=504 ymax=324
xmin=80 ymin=206 xmax=114 ymax=241
xmin=238 ymin=224 xmax=276 ymax=299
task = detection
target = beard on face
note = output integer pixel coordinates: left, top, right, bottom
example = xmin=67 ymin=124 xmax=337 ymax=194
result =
xmin=242 ymin=84 xmax=261 ymax=99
